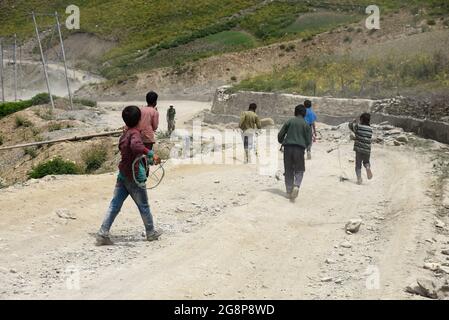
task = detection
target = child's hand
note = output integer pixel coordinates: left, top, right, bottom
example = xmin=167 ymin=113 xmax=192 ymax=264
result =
xmin=153 ymin=155 xmax=161 ymax=165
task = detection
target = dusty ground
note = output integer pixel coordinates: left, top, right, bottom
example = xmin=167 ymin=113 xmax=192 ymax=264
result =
xmin=1 ymin=118 xmax=448 ymax=299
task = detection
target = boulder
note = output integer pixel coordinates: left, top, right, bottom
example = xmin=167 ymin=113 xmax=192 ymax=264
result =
xmin=260 ymin=118 xmax=275 ymax=128
xmin=395 ymin=135 xmax=409 ymax=143
xmin=345 ymin=219 xmax=362 ymax=233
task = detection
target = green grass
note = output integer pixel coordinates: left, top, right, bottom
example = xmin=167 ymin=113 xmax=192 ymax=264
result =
xmin=1 ymin=0 xmax=447 ymax=79
xmin=234 ymin=52 xmax=449 ymax=98
xmin=282 ymin=12 xmax=361 ymax=37
xmin=240 ymin=1 xmax=309 ymax=41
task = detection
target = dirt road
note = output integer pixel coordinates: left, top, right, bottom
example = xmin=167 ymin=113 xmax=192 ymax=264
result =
xmin=0 ymin=130 xmax=440 ymax=299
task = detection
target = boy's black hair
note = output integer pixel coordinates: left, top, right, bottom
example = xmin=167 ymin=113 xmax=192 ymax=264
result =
xmin=304 ymin=100 xmax=312 ymax=109
xmin=249 ymin=103 xmax=257 ymax=111
xmin=360 ymin=112 xmax=371 ymax=126
xmin=295 ymin=104 xmax=307 ymax=117
xmin=122 ymin=105 xmax=141 ymax=128
xmin=146 ymin=91 xmax=158 ymax=106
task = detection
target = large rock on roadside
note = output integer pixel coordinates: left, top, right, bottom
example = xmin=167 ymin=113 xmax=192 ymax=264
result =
xmin=345 ymin=219 xmax=362 ymax=233
xmin=406 ymin=278 xmax=437 ymax=299
xmin=395 ymin=135 xmax=409 ymax=143
xmin=260 ymin=118 xmax=275 ymax=128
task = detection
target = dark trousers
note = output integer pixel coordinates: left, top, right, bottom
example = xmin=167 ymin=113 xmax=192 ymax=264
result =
xmin=283 ymin=145 xmax=305 ymax=193
xmin=355 ymin=151 xmax=370 ymax=170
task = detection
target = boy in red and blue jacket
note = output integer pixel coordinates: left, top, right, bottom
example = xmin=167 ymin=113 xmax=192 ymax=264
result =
xmin=96 ymin=106 xmax=161 ymax=246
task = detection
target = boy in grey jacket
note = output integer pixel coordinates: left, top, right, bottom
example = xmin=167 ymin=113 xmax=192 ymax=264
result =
xmin=278 ymin=104 xmax=312 ymax=201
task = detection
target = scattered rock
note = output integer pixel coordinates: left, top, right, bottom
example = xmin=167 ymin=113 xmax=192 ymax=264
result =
xmin=442 ymin=249 xmax=449 ymax=256
xmin=214 ymin=180 xmax=220 ymax=184
xmin=423 ymin=262 xmax=441 ymax=271
xmin=340 ymin=241 xmax=352 ymax=249
xmin=325 ymin=258 xmax=336 ymax=264
xmin=395 ymin=135 xmax=409 ymax=143
xmin=55 ymin=208 xmax=76 ymax=220
xmin=435 ymin=219 xmax=446 ymax=229
xmin=345 ymin=219 xmax=362 ymax=233
xmin=320 ymin=277 xmax=333 ymax=282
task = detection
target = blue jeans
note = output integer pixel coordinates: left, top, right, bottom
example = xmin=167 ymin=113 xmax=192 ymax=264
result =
xmin=99 ymin=177 xmax=154 ymax=235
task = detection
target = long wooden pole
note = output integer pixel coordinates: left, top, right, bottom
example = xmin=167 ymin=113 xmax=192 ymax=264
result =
xmin=55 ymin=12 xmax=73 ymax=110
xmin=0 ymin=130 xmax=122 ymax=151
xmin=13 ymin=34 xmax=17 ymax=101
xmin=0 ymin=39 xmax=4 ymax=102
xmin=32 ymin=11 xmax=55 ymax=110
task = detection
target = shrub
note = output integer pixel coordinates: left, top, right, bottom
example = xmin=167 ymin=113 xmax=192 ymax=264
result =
xmin=15 ymin=115 xmax=33 ymax=128
xmin=30 ymin=93 xmax=52 ymax=106
xmin=0 ymin=100 xmax=33 ymax=118
xmin=29 ymin=157 xmax=79 ymax=179
xmin=427 ymin=19 xmax=436 ymax=26
xmin=35 ymin=109 xmax=54 ymax=120
xmin=48 ymin=122 xmax=63 ymax=132
xmin=82 ymin=144 xmax=108 ymax=173
xmin=0 ymin=93 xmax=56 ymax=119
xmin=24 ymin=147 xmax=38 ymax=159
xmin=279 ymin=44 xmax=286 ymax=50
xmin=73 ymin=98 xmax=97 ymax=108
xmin=343 ymin=36 xmax=352 ymax=43
xmin=231 ymin=76 xmax=237 ymax=81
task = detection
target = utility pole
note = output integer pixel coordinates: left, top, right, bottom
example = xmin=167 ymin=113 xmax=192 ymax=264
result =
xmin=13 ymin=34 xmax=17 ymax=101
xmin=55 ymin=11 xmax=73 ymax=110
xmin=0 ymin=39 xmax=4 ymax=102
xmin=32 ymin=11 xmax=55 ymax=110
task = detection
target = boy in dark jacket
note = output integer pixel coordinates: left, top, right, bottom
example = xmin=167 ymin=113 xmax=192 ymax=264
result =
xmin=278 ymin=104 xmax=312 ymax=201
xmin=349 ymin=113 xmax=373 ymax=185
xmin=96 ymin=106 xmax=162 ymax=246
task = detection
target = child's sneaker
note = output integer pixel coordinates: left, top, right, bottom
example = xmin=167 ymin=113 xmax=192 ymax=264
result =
xmin=366 ymin=167 xmax=373 ymax=180
xmin=307 ymin=151 xmax=312 ymax=160
xmin=95 ymin=233 xmax=113 ymax=246
xmin=357 ymin=177 xmax=363 ymax=185
xmin=146 ymin=228 xmax=163 ymax=241
xmin=290 ymin=186 xmax=299 ymax=201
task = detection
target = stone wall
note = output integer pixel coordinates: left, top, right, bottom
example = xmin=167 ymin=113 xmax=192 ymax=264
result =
xmin=212 ymin=86 xmax=374 ymax=123
xmin=211 ymin=87 xmax=449 ymax=144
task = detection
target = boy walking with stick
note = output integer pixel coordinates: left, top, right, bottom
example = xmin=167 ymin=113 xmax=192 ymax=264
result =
xmin=349 ymin=113 xmax=373 ymax=185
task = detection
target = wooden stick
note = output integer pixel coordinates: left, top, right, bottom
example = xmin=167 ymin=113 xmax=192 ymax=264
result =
xmin=0 ymin=130 xmax=122 ymax=151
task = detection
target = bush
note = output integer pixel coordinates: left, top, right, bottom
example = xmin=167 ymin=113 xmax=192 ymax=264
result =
xmin=48 ymin=122 xmax=63 ymax=132
xmin=30 ymin=93 xmax=52 ymax=106
xmin=0 ymin=100 xmax=33 ymax=118
xmin=343 ymin=36 xmax=352 ymax=43
xmin=82 ymin=144 xmax=108 ymax=173
xmin=73 ymin=98 xmax=97 ymax=108
xmin=0 ymin=93 xmax=56 ymax=119
xmin=231 ymin=76 xmax=237 ymax=81
xmin=24 ymin=147 xmax=38 ymax=159
xmin=427 ymin=19 xmax=436 ymax=26
xmin=15 ymin=115 xmax=33 ymax=128
xmin=29 ymin=157 xmax=80 ymax=179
